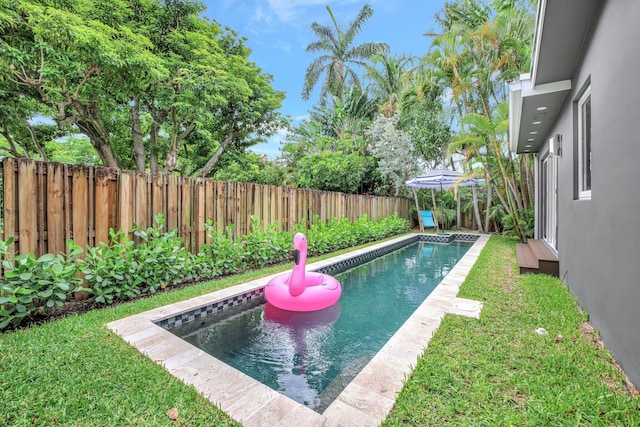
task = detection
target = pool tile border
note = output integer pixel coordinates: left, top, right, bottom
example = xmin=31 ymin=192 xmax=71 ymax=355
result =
xmin=107 ymin=233 xmax=489 ymax=426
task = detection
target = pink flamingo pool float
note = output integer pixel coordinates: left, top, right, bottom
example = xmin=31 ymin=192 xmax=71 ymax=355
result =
xmin=265 ymin=233 xmax=342 ymax=312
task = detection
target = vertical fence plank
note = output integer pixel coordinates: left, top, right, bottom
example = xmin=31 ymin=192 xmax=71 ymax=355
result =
xmin=47 ymin=163 xmax=65 ymax=255
xmin=71 ymin=165 xmax=89 ymax=250
xmin=246 ymin=183 xmax=254 ymax=229
xmin=94 ymin=169 xmax=109 ymax=246
xmin=181 ymin=178 xmax=192 ymax=251
xmin=87 ymin=167 xmax=95 ymax=248
xmin=134 ymin=172 xmax=149 ymax=230
xmin=118 ymin=172 xmax=134 ymax=236
xmin=238 ymin=182 xmax=247 ymax=236
xmin=288 ymin=188 xmax=296 ymax=231
xmin=17 ymin=159 xmax=37 ymax=255
xmin=151 ymin=174 xmax=165 ymax=230
xmin=3 ymin=158 xmax=17 ymax=256
xmin=167 ymin=175 xmax=179 ymax=232
xmin=252 ymin=184 xmax=262 ymax=229
xmin=215 ymin=181 xmax=226 ymax=234
xmin=276 ymin=185 xmax=287 ymax=231
xmin=195 ymin=178 xmax=206 ymax=251
xmin=36 ymin=162 xmax=46 ymax=255
xmin=226 ymin=182 xmax=236 ymax=238
xmin=205 ymin=180 xmax=215 ymax=244
xmin=71 ymin=165 xmax=90 ymax=299
xmin=263 ymin=185 xmax=270 ymax=227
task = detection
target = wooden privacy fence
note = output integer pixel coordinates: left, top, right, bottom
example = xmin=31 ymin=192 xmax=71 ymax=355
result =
xmin=1 ymin=158 xmax=410 ymax=257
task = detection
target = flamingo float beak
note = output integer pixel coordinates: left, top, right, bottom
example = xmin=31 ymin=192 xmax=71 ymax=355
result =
xmin=293 ymin=249 xmax=300 ymax=265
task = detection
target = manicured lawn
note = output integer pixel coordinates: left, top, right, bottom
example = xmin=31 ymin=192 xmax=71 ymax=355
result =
xmin=0 ymin=239 xmax=394 ymax=426
xmin=1 ymin=235 xmax=637 ymax=426
xmin=384 ymin=236 xmax=639 ymax=426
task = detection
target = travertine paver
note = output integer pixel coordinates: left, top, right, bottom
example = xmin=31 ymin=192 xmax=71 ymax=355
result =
xmin=107 ymin=233 xmax=489 ymax=426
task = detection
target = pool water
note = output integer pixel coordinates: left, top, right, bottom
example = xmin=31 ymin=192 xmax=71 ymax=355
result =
xmin=167 ymin=240 xmax=471 ymax=413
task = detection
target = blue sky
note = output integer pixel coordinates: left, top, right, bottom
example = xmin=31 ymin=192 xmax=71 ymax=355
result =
xmin=201 ymin=0 xmax=445 ymax=157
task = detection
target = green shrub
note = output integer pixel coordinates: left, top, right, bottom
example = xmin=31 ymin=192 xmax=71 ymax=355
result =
xmin=502 ymin=207 xmax=534 ymax=241
xmin=1 ymin=211 xmax=410 ymax=328
xmin=0 ymin=238 xmax=85 ymax=329
xmin=131 ymin=215 xmax=191 ymax=293
xmin=80 ymin=229 xmax=139 ymax=305
xmin=242 ymin=217 xmax=291 ymax=269
xmin=199 ymin=222 xmax=245 ymax=276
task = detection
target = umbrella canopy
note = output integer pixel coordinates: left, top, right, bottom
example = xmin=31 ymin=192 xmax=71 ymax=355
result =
xmin=405 ymin=169 xmax=478 ymax=190
xmin=406 ymin=169 xmax=479 ymax=232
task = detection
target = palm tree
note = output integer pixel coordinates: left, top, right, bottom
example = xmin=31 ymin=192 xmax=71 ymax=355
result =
xmin=421 ymin=0 xmax=536 ymax=238
xmin=302 ymin=4 xmax=389 ymax=103
xmin=365 ymin=54 xmax=415 ymax=117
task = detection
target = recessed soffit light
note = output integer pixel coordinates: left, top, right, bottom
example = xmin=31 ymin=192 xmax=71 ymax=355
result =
xmin=536 ymin=106 xmax=547 ymax=111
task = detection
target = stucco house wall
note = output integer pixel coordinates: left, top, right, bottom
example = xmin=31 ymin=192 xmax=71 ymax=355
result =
xmin=537 ymin=0 xmax=640 ymax=386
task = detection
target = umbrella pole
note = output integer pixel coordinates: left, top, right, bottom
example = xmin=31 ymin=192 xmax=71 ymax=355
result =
xmin=412 ymin=188 xmax=423 ymax=232
xmin=430 ymin=188 xmax=439 ymax=229
xmin=440 ymin=181 xmax=445 ymax=231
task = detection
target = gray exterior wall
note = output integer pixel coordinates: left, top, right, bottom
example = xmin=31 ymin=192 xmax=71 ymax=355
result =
xmin=540 ymin=0 xmax=640 ymax=386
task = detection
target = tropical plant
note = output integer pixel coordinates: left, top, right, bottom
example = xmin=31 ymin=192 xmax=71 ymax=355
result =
xmin=0 ymin=238 xmax=85 ymax=328
xmin=302 ymin=4 xmax=389 ymax=103
xmin=423 ymin=0 xmax=536 ymax=240
xmin=364 ymin=54 xmax=415 ymax=117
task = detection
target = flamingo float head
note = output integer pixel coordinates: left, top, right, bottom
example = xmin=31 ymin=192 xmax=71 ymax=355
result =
xmin=289 ymin=233 xmax=308 ymax=297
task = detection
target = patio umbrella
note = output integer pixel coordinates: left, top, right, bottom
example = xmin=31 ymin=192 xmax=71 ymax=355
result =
xmin=406 ymin=169 xmax=479 ymax=231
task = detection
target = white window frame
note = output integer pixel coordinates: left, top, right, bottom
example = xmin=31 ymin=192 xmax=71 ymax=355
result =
xmin=577 ymin=86 xmax=592 ymax=199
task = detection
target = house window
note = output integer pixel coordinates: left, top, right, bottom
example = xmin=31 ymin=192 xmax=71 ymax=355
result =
xmin=577 ymin=86 xmax=592 ymax=199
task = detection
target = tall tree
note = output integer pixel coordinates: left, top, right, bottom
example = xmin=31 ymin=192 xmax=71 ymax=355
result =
xmin=424 ymin=0 xmax=536 ymax=238
xmin=366 ymin=113 xmax=420 ymax=195
xmin=365 ymin=54 xmax=414 ymax=117
xmin=0 ymin=0 xmax=167 ymax=168
xmin=302 ymin=4 xmax=389 ymax=103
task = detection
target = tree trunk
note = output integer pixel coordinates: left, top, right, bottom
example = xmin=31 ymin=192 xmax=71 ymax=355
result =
xmin=197 ymin=131 xmax=235 ymax=177
xmin=471 ymin=183 xmax=484 ymax=233
xmin=0 ymin=123 xmax=28 ymax=158
xmin=72 ymin=100 xmax=120 ymax=168
xmin=149 ymin=123 xmax=159 ymax=174
xmin=27 ymin=124 xmax=47 ymax=161
xmin=484 ymin=177 xmax=492 ymax=233
xmin=165 ymin=107 xmax=196 ymax=174
xmin=412 ymin=188 xmax=423 ymax=232
xmin=456 ymin=189 xmax=461 ymax=230
xmin=130 ymin=98 xmax=146 ymax=172
xmin=493 ymin=186 xmax=512 ymax=216
xmin=147 ymin=105 xmax=168 ymax=175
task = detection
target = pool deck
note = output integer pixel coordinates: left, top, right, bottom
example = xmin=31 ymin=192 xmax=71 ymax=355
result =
xmin=107 ymin=233 xmax=489 ymax=426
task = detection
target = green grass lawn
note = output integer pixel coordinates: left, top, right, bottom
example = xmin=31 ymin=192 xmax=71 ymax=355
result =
xmin=1 ymin=236 xmax=638 ymax=426
xmin=384 ymin=236 xmax=639 ymax=426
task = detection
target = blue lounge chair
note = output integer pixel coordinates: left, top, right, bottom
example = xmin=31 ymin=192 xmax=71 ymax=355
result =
xmin=420 ymin=210 xmax=436 ymax=230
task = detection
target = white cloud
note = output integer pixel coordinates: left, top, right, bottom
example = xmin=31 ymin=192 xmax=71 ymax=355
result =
xmin=264 ymin=0 xmax=331 ymax=23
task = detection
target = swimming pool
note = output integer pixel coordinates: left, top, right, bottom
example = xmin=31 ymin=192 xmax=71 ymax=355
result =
xmin=166 ymin=240 xmax=472 ymax=412
xmin=107 ymin=233 xmax=489 ymax=426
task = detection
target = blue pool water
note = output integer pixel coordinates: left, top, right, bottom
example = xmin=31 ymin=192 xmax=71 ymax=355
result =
xmin=168 ymin=240 xmax=471 ymax=412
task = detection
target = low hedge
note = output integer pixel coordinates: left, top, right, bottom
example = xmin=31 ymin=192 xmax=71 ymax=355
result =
xmin=0 ymin=213 xmax=409 ymax=330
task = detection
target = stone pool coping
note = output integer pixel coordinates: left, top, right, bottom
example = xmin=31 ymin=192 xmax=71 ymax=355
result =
xmin=107 ymin=233 xmax=489 ymax=426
